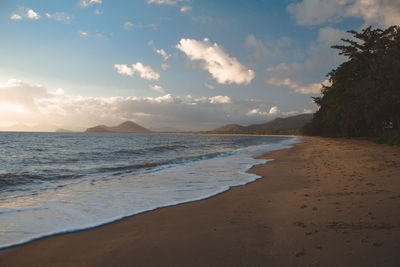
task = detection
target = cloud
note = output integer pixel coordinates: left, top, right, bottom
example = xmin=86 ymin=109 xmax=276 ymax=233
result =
xmin=10 ymin=14 xmax=22 ymax=20
xmin=11 ymin=7 xmax=40 ymax=20
xmin=123 ymin=21 xmax=134 ymax=30
xmin=265 ymin=27 xmax=347 ymax=94
xmin=148 ymin=41 xmax=170 ymax=70
xmin=0 ymin=80 xmax=301 ymax=131
xmin=150 ymin=85 xmax=165 ymax=93
xmin=26 ymin=9 xmax=40 ymax=20
xmin=79 ymin=0 xmax=102 ymax=8
xmin=77 ymin=31 xmax=105 ymax=39
xmin=114 ymin=63 xmax=160 ymax=81
xmin=247 ymin=106 xmax=279 ymax=116
xmin=266 ymin=75 xmax=329 ymax=94
xmin=209 ymin=95 xmax=232 ymax=104
xmin=78 ymin=31 xmax=89 ymax=37
xmin=180 ymin=6 xmax=192 ymax=12
xmin=45 ymin=12 xmax=72 ymax=24
xmin=176 ymin=38 xmax=255 ymax=85
xmin=269 ymin=106 xmax=279 ymax=115
xmin=147 ymin=0 xmax=181 ymax=5
xmin=287 ymin=0 xmax=400 ymax=27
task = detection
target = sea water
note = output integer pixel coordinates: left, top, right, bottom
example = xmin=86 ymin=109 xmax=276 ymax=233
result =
xmin=0 ymin=132 xmax=300 ymax=248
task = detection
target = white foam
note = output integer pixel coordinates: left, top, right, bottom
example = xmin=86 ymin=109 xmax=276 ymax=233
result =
xmin=0 ymin=136 xmax=300 ymax=249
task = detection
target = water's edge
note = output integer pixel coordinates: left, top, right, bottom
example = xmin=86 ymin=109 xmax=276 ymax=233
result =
xmin=0 ymin=136 xmax=301 ymax=250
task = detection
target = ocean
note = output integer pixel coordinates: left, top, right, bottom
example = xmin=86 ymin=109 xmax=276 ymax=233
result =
xmin=0 ymin=132 xmax=299 ymax=248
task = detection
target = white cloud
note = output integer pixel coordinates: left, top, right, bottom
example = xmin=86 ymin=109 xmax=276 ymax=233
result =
xmin=180 ymin=6 xmax=192 ymax=12
xmin=79 ymin=0 xmax=102 ymax=8
xmin=150 ymin=85 xmax=165 ymax=93
xmin=287 ymin=0 xmax=400 ymax=27
xmin=94 ymin=9 xmax=102 ymax=15
xmin=176 ymin=38 xmax=255 ymax=85
xmin=10 ymin=14 xmax=22 ymax=20
xmin=10 ymin=7 xmax=40 ymax=21
xmin=45 ymin=12 xmax=72 ymax=24
xmin=247 ymin=106 xmax=279 ymax=116
xmin=124 ymin=21 xmax=134 ymax=30
xmin=77 ymin=31 xmax=105 ymax=39
xmin=155 ymin=47 xmax=169 ymax=61
xmin=26 ymin=9 xmax=40 ymax=20
xmin=78 ymin=31 xmax=89 ymax=37
xmin=209 ymin=95 xmax=232 ymax=104
xmin=269 ymin=106 xmax=279 ymax=115
xmin=114 ymin=63 xmax=160 ymax=81
xmin=147 ymin=0 xmax=180 ymax=5
xmin=148 ymin=41 xmax=171 ymax=70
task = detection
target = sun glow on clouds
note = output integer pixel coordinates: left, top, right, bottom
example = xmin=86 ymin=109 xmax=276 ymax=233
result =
xmin=0 ymin=80 xmax=294 ymax=131
xmin=176 ymin=38 xmax=255 ymax=85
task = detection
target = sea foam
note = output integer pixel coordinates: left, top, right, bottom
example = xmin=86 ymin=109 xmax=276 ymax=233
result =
xmin=0 ymin=135 xmax=300 ymax=249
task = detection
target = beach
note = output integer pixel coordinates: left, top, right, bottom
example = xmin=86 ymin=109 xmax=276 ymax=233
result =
xmin=1 ymin=136 xmax=399 ymax=266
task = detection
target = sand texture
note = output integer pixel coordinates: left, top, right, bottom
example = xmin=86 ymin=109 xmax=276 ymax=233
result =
xmin=1 ymin=137 xmax=399 ymax=266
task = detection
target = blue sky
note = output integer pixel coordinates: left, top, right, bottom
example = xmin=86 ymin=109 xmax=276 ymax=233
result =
xmin=0 ymin=0 xmax=398 ymax=131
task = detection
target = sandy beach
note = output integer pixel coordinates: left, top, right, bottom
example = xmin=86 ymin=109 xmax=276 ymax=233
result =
xmin=1 ymin=137 xmax=399 ymax=266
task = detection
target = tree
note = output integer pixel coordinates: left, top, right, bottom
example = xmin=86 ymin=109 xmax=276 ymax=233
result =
xmin=305 ymin=26 xmax=400 ymax=137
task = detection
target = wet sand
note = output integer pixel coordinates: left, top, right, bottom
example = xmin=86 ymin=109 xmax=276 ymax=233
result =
xmin=1 ymin=137 xmax=399 ymax=266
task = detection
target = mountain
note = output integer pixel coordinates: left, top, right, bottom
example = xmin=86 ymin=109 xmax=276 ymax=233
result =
xmin=210 ymin=124 xmax=248 ymax=134
xmin=85 ymin=121 xmax=151 ymax=133
xmin=211 ymin=113 xmax=313 ymax=134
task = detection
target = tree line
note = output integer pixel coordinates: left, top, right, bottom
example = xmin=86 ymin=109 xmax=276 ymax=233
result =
xmin=304 ymin=25 xmax=400 ymax=137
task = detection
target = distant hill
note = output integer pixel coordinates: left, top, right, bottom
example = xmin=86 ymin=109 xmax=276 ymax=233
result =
xmin=85 ymin=121 xmax=151 ymax=134
xmin=211 ymin=114 xmax=313 ymax=134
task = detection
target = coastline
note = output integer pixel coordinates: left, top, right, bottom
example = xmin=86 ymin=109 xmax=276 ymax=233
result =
xmin=1 ymin=137 xmax=399 ymax=266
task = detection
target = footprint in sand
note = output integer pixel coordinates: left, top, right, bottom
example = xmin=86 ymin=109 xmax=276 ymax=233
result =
xmin=294 ymin=221 xmax=306 ymax=228
xmin=294 ymin=249 xmax=305 ymax=257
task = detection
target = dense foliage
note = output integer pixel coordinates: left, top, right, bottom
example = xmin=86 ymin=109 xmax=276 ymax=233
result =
xmin=376 ymin=130 xmax=400 ymax=145
xmin=304 ymin=26 xmax=400 ymax=137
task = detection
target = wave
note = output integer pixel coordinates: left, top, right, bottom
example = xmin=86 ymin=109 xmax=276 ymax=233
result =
xmin=0 ymin=136 xmax=301 ymax=249
xmin=0 ymin=172 xmax=83 ymax=191
xmin=100 ymin=151 xmax=229 ymax=172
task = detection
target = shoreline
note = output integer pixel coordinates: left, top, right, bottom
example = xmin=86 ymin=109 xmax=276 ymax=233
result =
xmin=1 ymin=137 xmax=399 ymax=266
xmin=0 ymin=136 xmax=297 ymax=250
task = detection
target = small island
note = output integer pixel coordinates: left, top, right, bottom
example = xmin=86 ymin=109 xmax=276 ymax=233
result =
xmin=85 ymin=121 xmax=151 ymax=134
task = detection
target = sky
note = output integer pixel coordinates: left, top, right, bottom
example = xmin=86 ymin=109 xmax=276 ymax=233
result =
xmin=0 ymin=0 xmax=399 ymax=131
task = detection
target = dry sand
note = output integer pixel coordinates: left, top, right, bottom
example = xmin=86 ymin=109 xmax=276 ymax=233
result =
xmin=1 ymin=137 xmax=399 ymax=266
